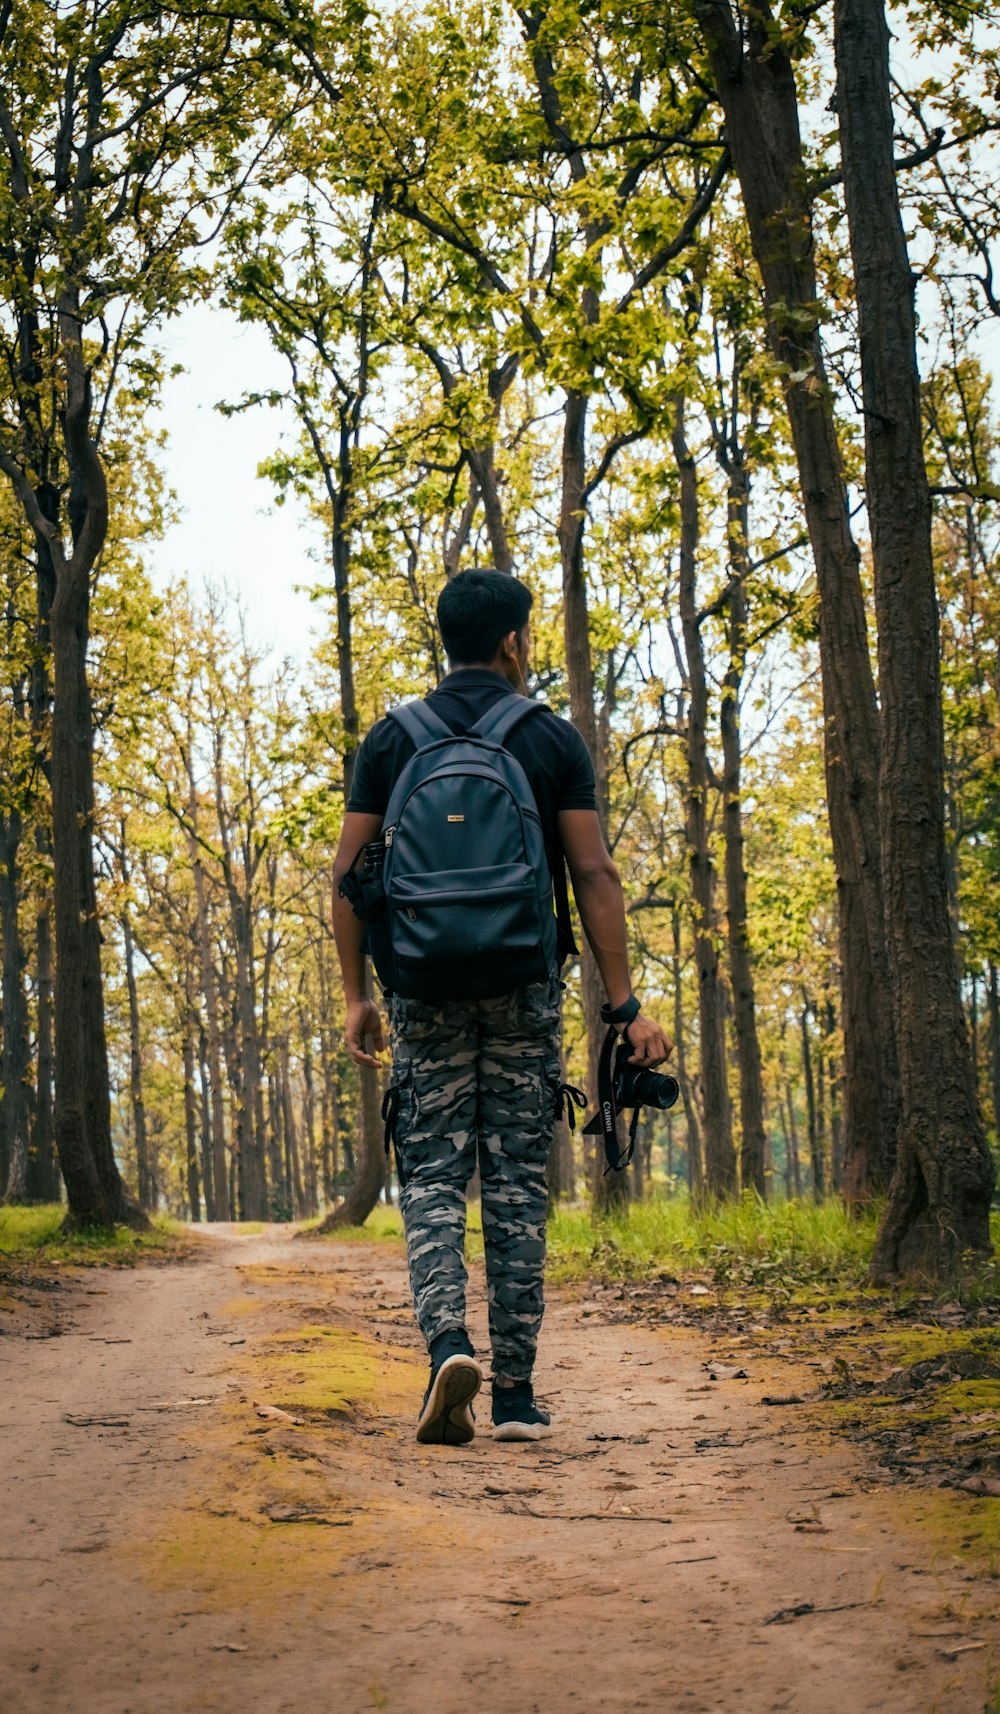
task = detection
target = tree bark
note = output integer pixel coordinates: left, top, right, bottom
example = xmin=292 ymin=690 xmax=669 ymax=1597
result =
xmin=719 ymin=459 xmax=768 ymax=1196
xmin=671 ymin=903 xmax=704 ymax=1196
xmin=121 ymin=906 xmax=151 ymax=1209
xmin=182 ymin=1017 xmax=201 ymax=1222
xmin=801 ymin=1000 xmax=823 ymax=1201
xmin=29 ymin=850 xmax=59 ymax=1204
xmin=49 ymin=580 xmax=128 ymax=1225
xmin=196 ymin=1018 xmax=217 ymax=1222
xmin=299 ymin=1001 xmax=319 ymax=1217
xmin=693 ymin=0 xmax=898 ymax=1196
xmin=0 ymin=809 xmax=31 ymax=1202
xmin=185 ymin=758 xmax=230 ymax=1220
xmin=557 ymin=388 xmax=622 ymax=1211
xmin=988 ymin=964 xmax=1000 ymax=1146
xmin=835 ymin=0 xmax=994 ymax=1275
xmin=673 ymin=397 xmax=737 ymax=1196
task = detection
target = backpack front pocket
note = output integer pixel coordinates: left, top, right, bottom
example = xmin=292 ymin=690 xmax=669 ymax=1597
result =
xmin=389 ymin=864 xmax=549 ymax=999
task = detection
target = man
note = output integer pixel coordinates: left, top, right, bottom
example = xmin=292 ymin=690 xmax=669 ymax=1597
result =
xmin=332 ymin=569 xmax=672 ymax=1445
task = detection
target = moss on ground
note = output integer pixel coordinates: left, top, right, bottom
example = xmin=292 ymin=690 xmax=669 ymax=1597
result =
xmin=0 ymin=1204 xmax=184 ymax=1266
xmin=253 ymin=1323 xmax=418 ymax=1418
xmin=135 ymin=1291 xmax=460 ymax=1617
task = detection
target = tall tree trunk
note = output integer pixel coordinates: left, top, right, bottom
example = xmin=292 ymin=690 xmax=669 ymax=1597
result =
xmin=196 ymin=1018 xmax=217 ymax=1222
xmin=988 ymin=964 xmax=1000 ymax=1146
xmin=317 ymin=948 xmax=338 ymax=1207
xmin=267 ymin=1065 xmax=285 ymax=1215
xmin=801 ymin=1001 xmax=823 ymax=1201
xmin=0 ymin=811 xmax=31 ymax=1201
xmin=186 ymin=796 xmax=229 ymax=1220
xmin=694 ymin=0 xmax=898 ymax=1198
xmin=299 ymin=1003 xmax=319 ymax=1218
xmin=559 ymin=388 xmax=621 ymax=1211
xmin=29 ymin=855 xmax=59 ymax=1203
xmin=827 ymin=998 xmax=845 ymax=1194
xmin=229 ymin=904 xmax=267 ymax=1221
xmin=467 ymin=441 xmax=513 ymax=574
xmin=281 ymin=1037 xmax=306 ymax=1219
xmin=783 ymin=1086 xmax=803 ymax=1201
xmin=182 ymin=1019 xmax=201 ymax=1223
xmin=835 ymin=0 xmax=994 ymax=1276
xmin=673 ymin=397 xmax=737 ymax=1196
xmin=720 ymin=461 xmax=768 ymax=1196
xmin=49 ymin=583 xmax=129 ymax=1225
xmin=121 ymin=906 xmax=151 ymax=1209
xmin=671 ymin=903 xmax=704 ymax=1196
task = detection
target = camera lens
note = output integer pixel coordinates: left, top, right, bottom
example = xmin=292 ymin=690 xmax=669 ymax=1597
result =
xmin=629 ymin=1068 xmax=680 ymax=1111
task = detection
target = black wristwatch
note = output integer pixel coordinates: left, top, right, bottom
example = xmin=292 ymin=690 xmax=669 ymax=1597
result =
xmin=601 ymin=994 xmax=641 ymax=1027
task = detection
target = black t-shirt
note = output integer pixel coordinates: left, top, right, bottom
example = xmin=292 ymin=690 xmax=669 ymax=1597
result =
xmin=347 ymin=669 xmax=597 ymax=962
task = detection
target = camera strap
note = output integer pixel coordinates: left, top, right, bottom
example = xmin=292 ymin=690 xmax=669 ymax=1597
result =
xmin=582 ymin=1025 xmax=640 ymax=1173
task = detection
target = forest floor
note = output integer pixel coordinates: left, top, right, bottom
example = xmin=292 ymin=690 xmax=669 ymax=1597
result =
xmin=3 ymin=1221 xmax=1000 ymax=1714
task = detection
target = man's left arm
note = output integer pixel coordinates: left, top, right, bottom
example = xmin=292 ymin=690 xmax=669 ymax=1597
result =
xmin=559 ymin=808 xmax=674 ymax=1067
xmin=332 ymin=811 xmax=387 ymax=1068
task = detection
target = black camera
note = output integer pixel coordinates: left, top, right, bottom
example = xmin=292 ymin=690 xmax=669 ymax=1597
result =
xmin=584 ymin=1029 xmax=680 ymax=1172
xmin=612 ymin=1037 xmax=680 ymax=1113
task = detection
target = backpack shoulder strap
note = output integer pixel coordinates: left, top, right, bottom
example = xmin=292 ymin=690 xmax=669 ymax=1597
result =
xmin=470 ymin=696 xmax=548 ymax=748
xmin=387 ymin=700 xmax=454 ymax=751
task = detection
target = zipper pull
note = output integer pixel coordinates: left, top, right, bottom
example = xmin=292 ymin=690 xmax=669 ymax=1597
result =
xmin=385 ymin=826 xmax=395 ymax=848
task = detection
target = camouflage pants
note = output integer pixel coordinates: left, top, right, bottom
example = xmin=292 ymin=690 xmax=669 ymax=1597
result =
xmin=389 ymin=977 xmax=562 ymax=1382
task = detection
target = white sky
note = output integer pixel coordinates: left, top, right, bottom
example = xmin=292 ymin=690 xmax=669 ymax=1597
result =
xmin=145 ymin=302 xmax=322 ymax=666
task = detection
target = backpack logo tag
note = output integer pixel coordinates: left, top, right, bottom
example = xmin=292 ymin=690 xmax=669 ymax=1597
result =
xmin=447 ymin=814 xmax=465 ymax=823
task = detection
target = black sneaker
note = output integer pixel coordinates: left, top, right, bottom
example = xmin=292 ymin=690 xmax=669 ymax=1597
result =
xmin=491 ymin=1380 xmax=552 ymax=1442
xmin=415 ymin=1329 xmax=482 ymax=1446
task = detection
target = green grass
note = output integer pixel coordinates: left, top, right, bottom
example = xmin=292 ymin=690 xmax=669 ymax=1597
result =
xmin=544 ymin=1196 xmax=881 ymax=1294
xmin=288 ymin=1192 xmax=1000 ymax=1304
xmin=0 ymin=1204 xmax=182 ymax=1266
xmin=304 ymin=1203 xmax=406 ymax=1243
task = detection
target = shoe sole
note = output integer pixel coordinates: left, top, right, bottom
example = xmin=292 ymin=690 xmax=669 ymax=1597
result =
xmin=415 ymin=1354 xmax=483 ymax=1446
xmin=492 ymin=1419 xmax=551 ymax=1442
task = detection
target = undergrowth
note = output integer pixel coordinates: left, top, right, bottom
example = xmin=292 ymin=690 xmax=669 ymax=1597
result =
xmin=543 ymin=1196 xmax=880 ymax=1295
xmin=317 ymin=1194 xmax=1000 ymax=1305
xmin=0 ymin=1204 xmax=182 ymax=1266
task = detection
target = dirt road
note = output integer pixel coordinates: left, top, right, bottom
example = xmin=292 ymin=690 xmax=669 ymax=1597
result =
xmin=3 ymin=1225 xmax=996 ymax=1713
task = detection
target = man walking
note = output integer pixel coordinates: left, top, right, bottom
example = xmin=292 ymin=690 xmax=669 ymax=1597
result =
xmin=332 ymin=570 xmax=671 ymax=1444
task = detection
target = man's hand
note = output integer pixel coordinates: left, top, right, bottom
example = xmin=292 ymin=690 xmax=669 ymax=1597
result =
xmin=621 ymin=1011 xmax=673 ymax=1068
xmin=346 ymin=998 xmax=386 ymax=1069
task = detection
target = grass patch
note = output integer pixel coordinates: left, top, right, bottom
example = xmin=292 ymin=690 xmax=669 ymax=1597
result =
xmin=304 ymin=1203 xmax=405 ymax=1243
xmin=543 ymin=1195 xmax=880 ymax=1297
xmin=0 ymin=1203 xmax=182 ymax=1266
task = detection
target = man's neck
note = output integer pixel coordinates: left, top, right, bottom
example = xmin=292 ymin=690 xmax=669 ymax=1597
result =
xmin=445 ymin=661 xmax=513 ymax=684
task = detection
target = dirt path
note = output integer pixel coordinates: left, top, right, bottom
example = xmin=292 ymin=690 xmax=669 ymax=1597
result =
xmin=3 ymin=1225 xmax=997 ymax=1714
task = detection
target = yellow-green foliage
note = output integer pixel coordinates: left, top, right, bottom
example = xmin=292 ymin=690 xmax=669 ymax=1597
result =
xmin=0 ymin=1204 xmax=180 ymax=1265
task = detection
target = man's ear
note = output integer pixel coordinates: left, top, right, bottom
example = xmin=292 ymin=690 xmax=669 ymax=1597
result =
xmin=500 ymin=628 xmax=518 ymax=661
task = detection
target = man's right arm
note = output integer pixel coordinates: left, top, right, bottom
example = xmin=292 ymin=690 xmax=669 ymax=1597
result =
xmin=559 ymin=808 xmax=673 ymax=1067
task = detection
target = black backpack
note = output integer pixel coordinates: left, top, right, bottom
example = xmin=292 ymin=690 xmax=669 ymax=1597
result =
xmin=364 ymin=696 xmax=558 ymax=1002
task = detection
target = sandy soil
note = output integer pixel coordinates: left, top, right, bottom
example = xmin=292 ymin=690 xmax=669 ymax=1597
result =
xmin=3 ymin=1223 xmax=998 ymax=1714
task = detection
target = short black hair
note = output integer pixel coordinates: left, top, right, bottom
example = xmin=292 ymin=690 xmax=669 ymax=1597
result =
xmin=437 ymin=569 xmax=533 ymax=664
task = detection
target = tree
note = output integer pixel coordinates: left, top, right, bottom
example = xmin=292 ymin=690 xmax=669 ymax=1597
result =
xmin=691 ymin=0 xmax=898 ymax=1201
xmin=834 ymin=0 xmax=994 ymax=1274
xmin=0 ymin=1 xmax=281 ymax=1224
